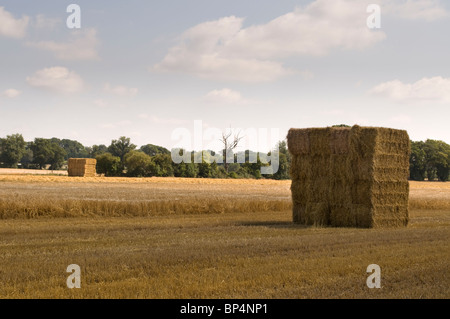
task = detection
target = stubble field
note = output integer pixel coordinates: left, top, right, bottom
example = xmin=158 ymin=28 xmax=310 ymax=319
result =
xmin=0 ymin=175 xmax=449 ymax=298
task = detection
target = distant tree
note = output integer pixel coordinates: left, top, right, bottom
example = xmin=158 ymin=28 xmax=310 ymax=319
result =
xmin=227 ymin=162 xmax=240 ymax=173
xmin=424 ymin=139 xmax=450 ymax=181
xmin=409 ymin=139 xmax=450 ymax=181
xmin=209 ymin=161 xmax=221 ymax=178
xmin=423 ymin=139 xmax=450 ymax=181
xmin=95 ymin=153 xmax=121 ymax=176
xmin=30 ymin=139 xmax=50 ymax=169
xmin=140 ymin=144 xmax=170 ymax=157
xmin=124 ymin=151 xmax=154 ymax=177
xmin=239 ymin=150 xmax=264 ymax=179
xmin=20 ymin=143 xmax=34 ymax=169
xmin=173 ymin=161 xmax=197 ymax=178
xmin=410 ymin=141 xmax=426 ymax=181
xmin=152 ymin=153 xmax=174 ymax=177
xmin=108 ymin=136 xmax=136 ymax=163
xmin=332 ymin=124 xmax=351 ymax=127
xmin=48 ymin=143 xmax=67 ymax=170
xmin=30 ymin=138 xmax=66 ymax=170
xmin=236 ymin=166 xmax=256 ymax=179
xmin=0 ymin=134 xmax=26 ymax=168
xmin=229 ymin=171 xmax=239 ymax=179
xmin=220 ymin=129 xmax=243 ymax=173
xmin=173 ymin=162 xmax=187 ymax=177
xmin=270 ymin=141 xmax=291 ymax=180
xmin=89 ymin=144 xmax=108 ymax=158
xmin=59 ymin=139 xmax=89 ymax=159
xmin=197 ymin=160 xmax=211 ymax=178
xmin=185 ymin=162 xmax=197 ymax=178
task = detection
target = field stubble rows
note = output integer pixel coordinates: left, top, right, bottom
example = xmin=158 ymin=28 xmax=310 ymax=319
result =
xmin=0 ymin=175 xmax=449 ymax=298
xmin=0 ymin=176 xmax=448 ymax=218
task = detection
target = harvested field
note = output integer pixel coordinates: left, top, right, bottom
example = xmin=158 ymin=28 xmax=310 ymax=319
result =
xmin=0 ymin=176 xmax=447 ymax=218
xmin=0 ymin=176 xmax=448 ymax=298
xmin=0 ymin=176 xmax=291 ymax=218
xmin=0 ymin=168 xmax=68 ymax=176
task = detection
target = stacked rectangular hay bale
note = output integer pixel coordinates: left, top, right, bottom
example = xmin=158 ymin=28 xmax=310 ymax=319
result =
xmin=287 ymin=125 xmax=410 ymax=228
xmin=68 ymin=158 xmax=97 ymax=177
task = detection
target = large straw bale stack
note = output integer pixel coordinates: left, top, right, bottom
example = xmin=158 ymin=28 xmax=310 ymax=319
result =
xmin=287 ymin=125 xmax=410 ymax=228
xmin=68 ymin=158 xmax=97 ymax=177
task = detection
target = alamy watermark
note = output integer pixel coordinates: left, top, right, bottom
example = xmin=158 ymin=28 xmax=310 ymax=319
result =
xmin=66 ymin=264 xmax=81 ymax=288
xmin=367 ymin=4 xmax=381 ymax=29
xmin=170 ymin=120 xmax=280 ymax=175
xmin=66 ymin=4 xmax=81 ymax=29
xmin=366 ymin=264 xmax=381 ymax=288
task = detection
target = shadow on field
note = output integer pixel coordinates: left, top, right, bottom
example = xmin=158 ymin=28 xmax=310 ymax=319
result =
xmin=236 ymin=221 xmax=310 ymax=229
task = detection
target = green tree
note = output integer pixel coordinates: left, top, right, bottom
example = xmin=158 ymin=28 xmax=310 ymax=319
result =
xmin=410 ymin=141 xmax=426 ymax=181
xmin=332 ymin=124 xmax=351 ymax=127
xmin=173 ymin=161 xmax=197 ymax=178
xmin=30 ymin=138 xmax=66 ymax=170
xmin=185 ymin=162 xmax=197 ymax=178
xmin=58 ymin=139 xmax=89 ymax=160
xmin=124 ymin=151 xmax=154 ymax=177
xmin=108 ymin=136 xmax=136 ymax=163
xmin=197 ymin=160 xmax=211 ymax=178
xmin=240 ymin=150 xmax=264 ymax=179
xmin=30 ymin=138 xmax=50 ymax=169
xmin=152 ymin=153 xmax=174 ymax=177
xmin=95 ymin=153 xmax=121 ymax=176
xmin=89 ymin=144 xmax=108 ymax=158
xmin=270 ymin=141 xmax=291 ymax=180
xmin=0 ymin=134 xmax=26 ymax=168
xmin=20 ymin=143 xmax=34 ymax=169
xmin=173 ymin=162 xmax=187 ymax=177
xmin=423 ymin=139 xmax=450 ymax=181
xmin=48 ymin=143 xmax=67 ymax=170
xmin=209 ymin=161 xmax=220 ymax=178
xmin=140 ymin=144 xmax=170 ymax=156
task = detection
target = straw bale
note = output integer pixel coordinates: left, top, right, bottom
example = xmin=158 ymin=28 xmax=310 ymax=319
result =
xmin=68 ymin=158 xmax=97 ymax=177
xmin=287 ymin=125 xmax=410 ymax=228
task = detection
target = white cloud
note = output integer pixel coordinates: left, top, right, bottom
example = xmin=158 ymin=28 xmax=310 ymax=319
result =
xmin=26 ymin=28 xmax=99 ymax=61
xmin=99 ymin=120 xmax=132 ymax=129
xmin=26 ymin=67 xmax=84 ymax=93
xmin=117 ymin=120 xmax=132 ymax=126
xmin=94 ymin=99 xmax=108 ymax=107
xmin=203 ymin=88 xmax=245 ymax=104
xmin=129 ymin=131 xmax=142 ymax=137
xmin=2 ymin=89 xmax=21 ymax=98
xmin=99 ymin=123 xmax=115 ymax=129
xmin=104 ymin=83 xmax=138 ymax=97
xmin=33 ymin=14 xmax=61 ymax=29
xmin=154 ymin=0 xmax=386 ymax=82
xmin=370 ymin=76 xmax=450 ymax=103
xmin=150 ymin=116 xmax=188 ymax=125
xmin=321 ymin=109 xmax=345 ymax=116
xmin=139 ymin=114 xmax=187 ymax=125
xmin=382 ymin=0 xmax=449 ymax=21
xmin=0 ymin=7 xmax=29 ymax=38
xmin=388 ymin=114 xmax=413 ymax=125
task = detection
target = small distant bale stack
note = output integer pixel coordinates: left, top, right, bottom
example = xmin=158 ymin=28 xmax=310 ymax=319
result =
xmin=68 ymin=158 xmax=97 ymax=177
xmin=287 ymin=125 xmax=410 ymax=228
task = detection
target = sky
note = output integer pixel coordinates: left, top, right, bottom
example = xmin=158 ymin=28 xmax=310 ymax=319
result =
xmin=1 ymin=0 xmax=449 ymax=153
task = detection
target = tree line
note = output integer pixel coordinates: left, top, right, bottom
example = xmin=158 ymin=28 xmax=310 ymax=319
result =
xmin=0 ymin=133 xmax=448 ymax=181
xmin=0 ymin=134 xmax=290 ymax=180
xmin=410 ymin=140 xmax=450 ymax=181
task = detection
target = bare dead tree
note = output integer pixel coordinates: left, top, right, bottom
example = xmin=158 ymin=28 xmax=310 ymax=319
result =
xmin=220 ymin=128 xmax=244 ymax=173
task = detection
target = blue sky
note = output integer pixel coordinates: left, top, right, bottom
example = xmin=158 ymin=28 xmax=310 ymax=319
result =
xmin=1 ymin=0 xmax=449 ymax=152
